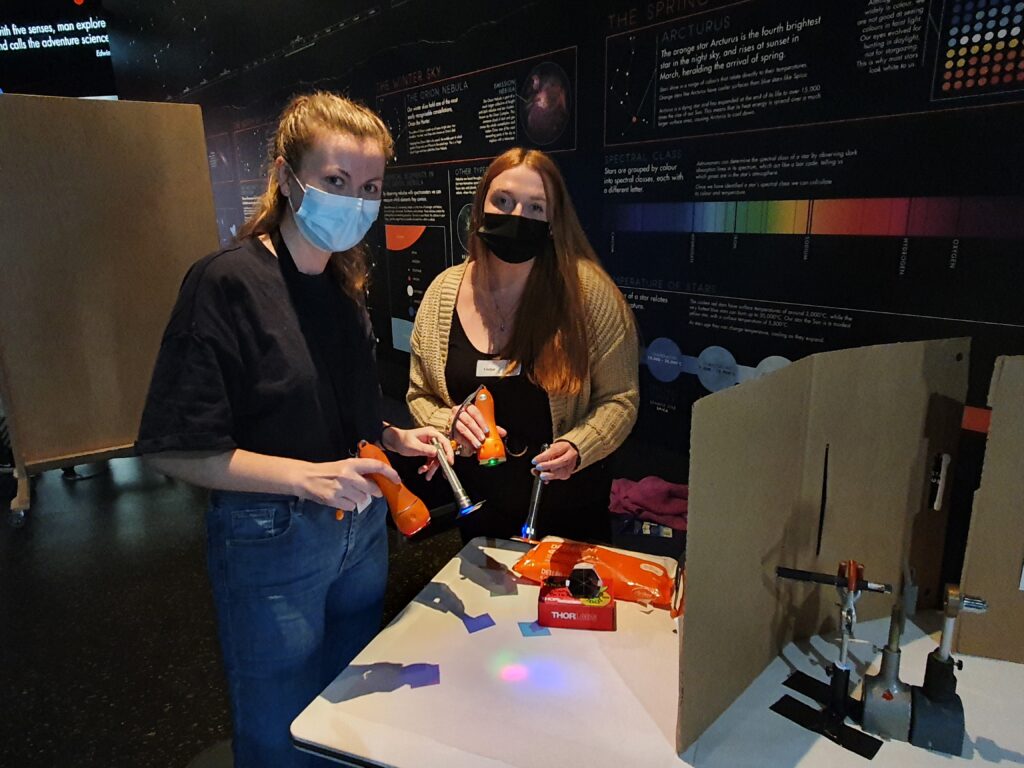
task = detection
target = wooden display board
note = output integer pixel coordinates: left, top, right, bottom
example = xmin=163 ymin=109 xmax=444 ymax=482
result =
xmin=0 ymin=94 xmax=218 ymax=515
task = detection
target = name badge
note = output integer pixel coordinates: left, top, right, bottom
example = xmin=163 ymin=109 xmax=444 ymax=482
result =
xmin=476 ymin=359 xmax=521 ymax=378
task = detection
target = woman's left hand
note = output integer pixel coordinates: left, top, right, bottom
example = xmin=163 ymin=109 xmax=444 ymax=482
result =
xmin=382 ymin=426 xmax=455 ymax=481
xmin=532 ymin=441 xmax=579 ymax=482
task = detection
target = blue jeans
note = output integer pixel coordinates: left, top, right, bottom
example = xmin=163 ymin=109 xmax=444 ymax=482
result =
xmin=206 ymin=491 xmax=388 ymax=768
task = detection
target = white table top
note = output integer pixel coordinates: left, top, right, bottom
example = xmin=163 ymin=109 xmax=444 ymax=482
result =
xmin=292 ymin=538 xmax=1024 ymax=767
xmin=681 ymin=614 xmax=1024 ymax=767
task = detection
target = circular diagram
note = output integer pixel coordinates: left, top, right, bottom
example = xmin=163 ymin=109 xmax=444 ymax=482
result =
xmin=696 ymin=346 xmax=739 ymax=392
xmin=456 ymin=203 xmax=473 ymax=255
xmin=755 ymin=355 xmax=792 ymax=378
xmin=645 ymin=337 xmax=686 ymax=383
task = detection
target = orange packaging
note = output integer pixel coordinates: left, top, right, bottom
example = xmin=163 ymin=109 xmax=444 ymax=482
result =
xmin=513 ymin=539 xmax=677 ymax=610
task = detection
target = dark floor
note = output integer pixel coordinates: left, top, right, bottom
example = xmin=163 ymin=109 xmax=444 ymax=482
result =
xmin=0 ymin=458 xmax=463 ymax=768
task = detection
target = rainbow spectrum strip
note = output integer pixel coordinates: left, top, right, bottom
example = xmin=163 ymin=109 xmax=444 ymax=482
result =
xmin=605 ymin=197 xmax=1024 ymax=238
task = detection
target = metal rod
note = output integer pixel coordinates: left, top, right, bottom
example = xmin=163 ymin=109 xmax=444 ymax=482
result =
xmin=520 ymin=443 xmax=547 ymax=540
xmin=886 ymin=604 xmax=902 ymax=653
xmin=776 ymin=566 xmax=892 ymax=594
xmin=431 ymin=437 xmax=473 ymax=511
xmin=838 ymin=591 xmax=857 ymax=669
xmin=938 ymin=615 xmax=956 ymax=661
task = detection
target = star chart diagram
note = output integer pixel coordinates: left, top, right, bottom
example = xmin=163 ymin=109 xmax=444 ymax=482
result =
xmin=605 ymin=33 xmax=657 ymax=140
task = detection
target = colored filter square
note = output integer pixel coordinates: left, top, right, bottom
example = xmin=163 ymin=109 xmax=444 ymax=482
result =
xmin=518 ymin=620 xmax=552 ymax=637
xmin=463 ymin=613 xmax=497 ymax=633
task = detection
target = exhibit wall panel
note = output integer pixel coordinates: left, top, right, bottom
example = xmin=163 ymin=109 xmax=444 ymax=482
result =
xmin=0 ymin=95 xmax=218 ymax=469
xmin=106 ymin=0 xmax=1024 ymax=482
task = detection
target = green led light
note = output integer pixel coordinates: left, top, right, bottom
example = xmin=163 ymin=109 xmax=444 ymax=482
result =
xmin=487 ymin=458 xmax=499 ymax=466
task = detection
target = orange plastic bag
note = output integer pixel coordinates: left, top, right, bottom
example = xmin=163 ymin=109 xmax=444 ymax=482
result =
xmin=513 ymin=539 xmax=677 ymax=610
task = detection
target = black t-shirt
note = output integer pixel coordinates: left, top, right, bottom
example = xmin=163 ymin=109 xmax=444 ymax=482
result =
xmin=136 ymin=232 xmax=382 ymax=463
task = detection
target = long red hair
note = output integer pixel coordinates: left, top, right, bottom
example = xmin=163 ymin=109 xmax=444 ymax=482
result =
xmin=469 ymin=148 xmax=629 ymax=396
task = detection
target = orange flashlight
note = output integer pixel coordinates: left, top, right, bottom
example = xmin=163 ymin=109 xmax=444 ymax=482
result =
xmin=355 ymin=440 xmax=431 ymax=536
xmin=473 ymin=386 xmax=506 ymax=467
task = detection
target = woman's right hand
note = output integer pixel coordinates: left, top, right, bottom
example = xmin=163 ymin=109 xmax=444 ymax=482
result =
xmin=298 ymin=458 xmax=401 ymax=511
xmin=451 ymin=404 xmax=507 ymax=456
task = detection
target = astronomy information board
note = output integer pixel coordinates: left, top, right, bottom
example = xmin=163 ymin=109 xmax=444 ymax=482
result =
xmin=372 ymin=0 xmax=1024 ymax=448
xmin=376 ymin=46 xmax=577 ymax=352
xmin=204 ymin=0 xmax=1024 ymax=450
xmin=600 ymin=0 xmax=1024 ymax=442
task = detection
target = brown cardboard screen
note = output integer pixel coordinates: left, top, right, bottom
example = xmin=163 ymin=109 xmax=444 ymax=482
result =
xmin=677 ymin=338 xmax=969 ymax=754
xmin=956 ymin=356 xmax=1024 ymax=663
xmin=0 ymin=95 xmax=218 ymax=472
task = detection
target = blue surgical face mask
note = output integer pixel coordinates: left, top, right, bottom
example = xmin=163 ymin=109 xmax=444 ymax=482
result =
xmin=286 ymin=165 xmax=381 ymax=252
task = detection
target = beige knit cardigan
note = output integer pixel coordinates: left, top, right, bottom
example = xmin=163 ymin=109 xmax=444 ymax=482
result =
xmin=407 ymin=260 xmax=639 ymax=471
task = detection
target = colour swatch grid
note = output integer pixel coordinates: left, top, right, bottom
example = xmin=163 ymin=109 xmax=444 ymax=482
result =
xmin=938 ymin=1 xmax=1024 ymax=96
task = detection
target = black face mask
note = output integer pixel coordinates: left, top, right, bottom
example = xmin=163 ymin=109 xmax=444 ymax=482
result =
xmin=475 ymin=212 xmax=552 ymax=264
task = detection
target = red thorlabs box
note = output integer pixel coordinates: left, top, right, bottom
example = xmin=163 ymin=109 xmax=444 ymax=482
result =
xmin=537 ymin=583 xmax=616 ymax=631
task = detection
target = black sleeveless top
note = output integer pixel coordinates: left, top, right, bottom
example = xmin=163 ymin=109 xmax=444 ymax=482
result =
xmin=445 ymin=308 xmax=551 ymax=455
xmin=443 ymin=308 xmax=610 ymax=543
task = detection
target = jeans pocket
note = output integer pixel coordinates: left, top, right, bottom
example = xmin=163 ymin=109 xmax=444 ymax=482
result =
xmin=228 ymin=503 xmax=293 ymax=543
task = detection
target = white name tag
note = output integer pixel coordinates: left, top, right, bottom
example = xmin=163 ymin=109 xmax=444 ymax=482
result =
xmin=476 ymin=359 xmax=521 ymax=378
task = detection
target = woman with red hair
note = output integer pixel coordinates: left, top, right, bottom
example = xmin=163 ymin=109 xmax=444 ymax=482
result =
xmin=408 ymin=148 xmax=639 ymax=543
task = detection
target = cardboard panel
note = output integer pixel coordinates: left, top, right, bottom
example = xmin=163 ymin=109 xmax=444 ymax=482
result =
xmin=908 ymin=391 xmax=966 ymax=609
xmin=956 ymin=356 xmax=1024 ymax=663
xmin=678 ymin=359 xmax=813 ymax=755
xmin=678 ymin=338 xmax=969 ymax=754
xmin=0 ymin=95 xmax=218 ymax=469
xmin=801 ymin=340 xmax=969 ymax=628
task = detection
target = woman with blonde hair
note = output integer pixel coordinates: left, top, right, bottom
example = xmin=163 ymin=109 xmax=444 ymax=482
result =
xmin=137 ymin=92 xmax=451 ymax=767
xmin=408 ymin=147 xmax=638 ymax=543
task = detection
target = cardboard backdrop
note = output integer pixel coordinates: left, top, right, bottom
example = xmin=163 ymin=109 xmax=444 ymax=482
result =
xmin=956 ymin=355 xmax=1024 ymax=664
xmin=677 ymin=337 xmax=969 ymax=753
xmin=0 ymin=95 xmax=218 ymax=495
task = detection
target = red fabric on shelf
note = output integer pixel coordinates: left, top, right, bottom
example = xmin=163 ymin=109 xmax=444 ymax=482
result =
xmin=609 ymin=476 xmax=688 ymax=531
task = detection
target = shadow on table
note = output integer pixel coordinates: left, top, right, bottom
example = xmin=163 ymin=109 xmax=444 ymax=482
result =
xmin=965 ymin=736 xmax=1024 ymax=764
xmin=456 ymin=543 xmax=531 ymax=597
xmin=414 ymin=581 xmax=496 ymax=633
xmin=322 ymin=662 xmax=441 ymax=704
